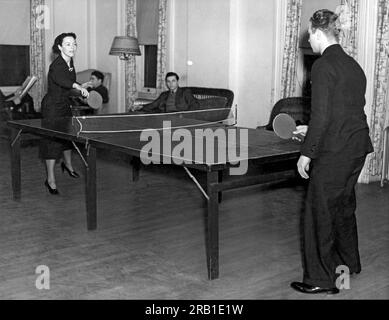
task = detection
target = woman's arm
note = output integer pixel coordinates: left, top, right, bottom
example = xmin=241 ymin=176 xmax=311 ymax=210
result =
xmin=72 ymin=83 xmax=89 ymax=97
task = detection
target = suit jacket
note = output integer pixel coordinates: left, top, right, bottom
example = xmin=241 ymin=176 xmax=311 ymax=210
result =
xmin=142 ymin=87 xmax=199 ymax=113
xmin=301 ymin=44 xmax=373 ymax=162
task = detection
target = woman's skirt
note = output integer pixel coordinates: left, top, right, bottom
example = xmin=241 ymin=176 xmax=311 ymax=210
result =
xmin=39 ymin=95 xmax=73 ymax=160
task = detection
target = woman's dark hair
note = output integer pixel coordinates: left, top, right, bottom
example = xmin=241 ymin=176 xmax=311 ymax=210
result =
xmin=52 ymin=32 xmax=77 ymax=54
xmin=165 ymin=72 xmax=179 ymax=81
xmin=310 ymin=9 xmax=340 ymax=40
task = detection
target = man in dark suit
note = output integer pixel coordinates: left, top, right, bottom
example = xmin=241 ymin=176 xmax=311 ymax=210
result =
xmin=290 ymin=9 xmax=373 ymax=294
xmin=139 ymin=72 xmax=199 ymax=113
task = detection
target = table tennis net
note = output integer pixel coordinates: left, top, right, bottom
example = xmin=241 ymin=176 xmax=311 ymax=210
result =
xmin=73 ymin=108 xmax=235 ymax=134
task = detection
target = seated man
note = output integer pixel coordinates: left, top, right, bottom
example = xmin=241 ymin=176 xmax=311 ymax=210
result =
xmin=71 ymin=70 xmax=108 ymax=114
xmin=82 ymin=70 xmax=109 ymax=103
xmin=140 ymin=72 xmax=199 ymax=113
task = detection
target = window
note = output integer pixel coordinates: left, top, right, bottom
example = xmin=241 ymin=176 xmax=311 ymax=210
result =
xmin=0 ymin=45 xmax=30 ymax=86
xmin=143 ymin=45 xmax=158 ymax=88
xmin=136 ymin=0 xmax=159 ymax=96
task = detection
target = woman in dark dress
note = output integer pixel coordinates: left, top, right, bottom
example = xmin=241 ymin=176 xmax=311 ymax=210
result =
xmin=40 ymin=32 xmax=89 ymax=194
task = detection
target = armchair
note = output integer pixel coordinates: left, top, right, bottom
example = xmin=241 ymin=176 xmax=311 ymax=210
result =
xmin=258 ymin=97 xmax=311 ymax=131
xmin=73 ymin=69 xmax=112 ymax=115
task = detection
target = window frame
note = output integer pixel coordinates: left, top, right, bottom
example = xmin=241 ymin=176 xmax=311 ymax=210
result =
xmin=136 ymin=44 xmax=159 ymax=99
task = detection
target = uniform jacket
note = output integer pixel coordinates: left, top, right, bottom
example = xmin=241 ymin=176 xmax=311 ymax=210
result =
xmin=301 ymin=44 xmax=373 ymax=161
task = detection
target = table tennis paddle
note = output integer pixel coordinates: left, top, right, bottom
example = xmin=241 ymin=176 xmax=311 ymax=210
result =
xmin=272 ymin=113 xmax=297 ymax=139
xmin=86 ymin=91 xmax=103 ymax=110
xmin=68 ymin=89 xmax=103 ymax=110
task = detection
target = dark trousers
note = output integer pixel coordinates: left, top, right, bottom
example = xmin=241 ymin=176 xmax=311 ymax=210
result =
xmin=302 ymin=156 xmax=366 ymax=288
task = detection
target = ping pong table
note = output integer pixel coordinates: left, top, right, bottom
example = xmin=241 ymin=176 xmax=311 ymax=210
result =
xmin=7 ymin=109 xmax=301 ymax=280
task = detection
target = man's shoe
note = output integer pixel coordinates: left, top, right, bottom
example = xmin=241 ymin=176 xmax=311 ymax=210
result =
xmin=290 ymin=282 xmax=339 ymax=294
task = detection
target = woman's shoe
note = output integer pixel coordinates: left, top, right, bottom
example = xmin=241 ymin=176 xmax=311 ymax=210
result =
xmin=45 ymin=180 xmax=59 ymax=195
xmin=61 ymin=162 xmax=80 ymax=178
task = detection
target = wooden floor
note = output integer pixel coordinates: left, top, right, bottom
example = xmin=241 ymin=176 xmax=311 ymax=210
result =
xmin=0 ymin=139 xmax=388 ymax=300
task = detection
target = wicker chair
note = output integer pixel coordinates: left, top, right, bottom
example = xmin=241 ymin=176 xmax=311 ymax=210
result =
xmin=134 ymin=87 xmax=234 ymax=111
xmin=186 ymin=87 xmax=234 ymax=110
xmin=258 ymin=96 xmax=311 ymax=131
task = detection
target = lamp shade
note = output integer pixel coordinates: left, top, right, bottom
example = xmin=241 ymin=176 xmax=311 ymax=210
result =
xmin=109 ymin=36 xmax=141 ymax=57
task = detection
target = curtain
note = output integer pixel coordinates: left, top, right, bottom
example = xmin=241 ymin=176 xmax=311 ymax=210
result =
xmin=362 ymin=0 xmax=389 ymax=182
xmin=280 ymin=0 xmax=302 ymax=98
xmin=126 ymin=0 xmax=137 ymax=111
xmin=156 ymin=0 xmax=167 ymax=92
xmin=30 ymin=0 xmax=46 ymax=111
xmin=336 ymin=0 xmax=359 ymax=58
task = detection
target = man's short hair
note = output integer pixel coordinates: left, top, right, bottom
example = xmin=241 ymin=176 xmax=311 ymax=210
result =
xmin=310 ymin=9 xmax=340 ymax=40
xmin=165 ymin=72 xmax=179 ymax=81
xmin=91 ymin=70 xmax=105 ymax=83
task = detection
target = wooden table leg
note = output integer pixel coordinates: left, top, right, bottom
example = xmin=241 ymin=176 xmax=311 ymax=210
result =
xmin=131 ymin=156 xmax=140 ymax=182
xmin=218 ymin=170 xmax=224 ymax=203
xmin=10 ymin=128 xmax=21 ymax=200
xmin=85 ymin=146 xmax=97 ymax=230
xmin=206 ymin=170 xmax=219 ymax=280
